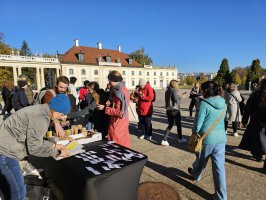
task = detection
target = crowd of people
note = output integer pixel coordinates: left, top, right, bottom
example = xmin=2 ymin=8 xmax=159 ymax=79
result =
xmin=0 ymin=71 xmax=265 ymax=200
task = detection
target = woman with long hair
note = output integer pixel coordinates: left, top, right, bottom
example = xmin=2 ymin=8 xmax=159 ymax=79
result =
xmin=239 ymin=79 xmax=266 ymax=171
xmin=188 ymin=81 xmax=227 ymax=200
xmin=161 ymin=80 xmax=187 ymax=146
xmin=98 ymin=70 xmax=130 ymax=148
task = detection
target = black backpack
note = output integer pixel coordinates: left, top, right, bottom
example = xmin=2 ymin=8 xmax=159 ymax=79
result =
xmin=9 ymin=89 xmax=22 ymax=111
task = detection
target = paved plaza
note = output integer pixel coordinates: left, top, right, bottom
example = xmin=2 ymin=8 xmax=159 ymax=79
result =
xmin=0 ymin=89 xmax=265 ymax=200
xmin=129 ymin=89 xmax=266 ymax=200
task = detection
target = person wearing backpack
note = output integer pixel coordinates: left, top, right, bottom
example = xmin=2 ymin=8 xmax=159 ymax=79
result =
xmin=137 ymin=78 xmax=155 ymax=141
xmin=11 ymin=80 xmax=30 ymax=111
xmin=161 ymin=80 xmax=187 ymax=146
xmin=18 ymin=74 xmax=34 ymax=105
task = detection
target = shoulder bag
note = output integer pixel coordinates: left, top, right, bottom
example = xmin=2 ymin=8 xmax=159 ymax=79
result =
xmin=188 ymin=108 xmax=226 ymax=153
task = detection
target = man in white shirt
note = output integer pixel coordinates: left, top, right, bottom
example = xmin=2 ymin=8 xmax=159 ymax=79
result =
xmin=68 ymin=76 xmax=78 ymax=104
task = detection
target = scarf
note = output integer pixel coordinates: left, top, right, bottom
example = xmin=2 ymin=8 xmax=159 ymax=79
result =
xmin=111 ymin=82 xmax=128 ymax=117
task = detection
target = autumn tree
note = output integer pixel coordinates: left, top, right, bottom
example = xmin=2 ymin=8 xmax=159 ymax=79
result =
xmin=20 ymin=40 xmax=31 ymax=56
xmin=199 ymin=74 xmax=208 ymax=84
xmin=185 ymin=75 xmax=197 ymax=85
xmin=129 ymin=47 xmax=152 ymax=65
xmin=0 ymin=32 xmax=11 ymax=54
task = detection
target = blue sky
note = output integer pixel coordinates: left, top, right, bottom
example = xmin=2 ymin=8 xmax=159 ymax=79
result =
xmin=1 ymin=0 xmax=265 ymax=73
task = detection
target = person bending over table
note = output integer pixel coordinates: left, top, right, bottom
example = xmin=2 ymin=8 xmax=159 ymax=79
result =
xmin=0 ymin=94 xmax=71 ymax=200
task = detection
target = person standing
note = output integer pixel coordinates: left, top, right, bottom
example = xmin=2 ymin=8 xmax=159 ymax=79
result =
xmin=188 ymin=81 xmax=227 ymax=200
xmin=79 ymin=80 xmax=90 ymax=110
xmin=1 ymin=80 xmax=14 ymax=115
xmin=0 ymin=94 xmax=71 ymax=200
xmin=97 ymin=70 xmax=130 ymax=148
xmin=239 ymin=79 xmax=266 ymax=169
xmin=223 ymin=83 xmax=242 ymax=137
xmin=68 ymin=76 xmax=78 ymax=105
xmin=188 ymin=82 xmax=201 ymax=118
xmin=161 ymin=80 xmax=187 ymax=146
xmin=11 ymin=80 xmax=30 ymax=111
xmin=18 ymin=74 xmax=34 ymax=105
xmin=137 ymin=78 xmax=155 ymax=141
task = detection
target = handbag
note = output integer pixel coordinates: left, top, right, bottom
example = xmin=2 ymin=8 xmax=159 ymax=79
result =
xmin=128 ymin=102 xmax=139 ymax=123
xmin=188 ymin=108 xmax=226 ymax=153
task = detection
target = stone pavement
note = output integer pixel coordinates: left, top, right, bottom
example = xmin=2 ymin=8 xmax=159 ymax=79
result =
xmin=129 ymin=89 xmax=266 ymax=200
xmin=0 ymin=89 xmax=265 ymax=200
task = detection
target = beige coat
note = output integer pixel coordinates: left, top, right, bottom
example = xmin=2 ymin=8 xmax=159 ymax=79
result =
xmin=224 ymin=90 xmax=242 ymax=122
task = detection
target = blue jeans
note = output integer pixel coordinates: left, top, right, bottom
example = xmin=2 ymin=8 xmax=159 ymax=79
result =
xmin=191 ymin=144 xmax=227 ymax=200
xmin=0 ymin=155 xmax=26 ymax=200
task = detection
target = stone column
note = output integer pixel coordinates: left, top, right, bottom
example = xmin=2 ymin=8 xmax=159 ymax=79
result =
xmin=56 ymin=68 xmax=60 ymax=77
xmin=12 ymin=66 xmax=18 ymax=85
xmin=40 ymin=67 xmax=45 ymax=88
xmin=36 ymin=67 xmax=41 ymax=91
xmin=17 ymin=66 xmax=22 ymax=76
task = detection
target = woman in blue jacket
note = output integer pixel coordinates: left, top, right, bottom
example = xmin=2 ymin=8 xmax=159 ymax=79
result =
xmin=188 ymin=81 xmax=227 ymax=200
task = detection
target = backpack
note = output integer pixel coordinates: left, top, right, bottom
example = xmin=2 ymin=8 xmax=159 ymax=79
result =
xmin=34 ymin=87 xmax=56 ymax=104
xmin=10 ymin=90 xmax=22 ymax=111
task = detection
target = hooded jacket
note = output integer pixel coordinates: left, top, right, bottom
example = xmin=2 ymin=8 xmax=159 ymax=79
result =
xmin=193 ymin=96 xmax=227 ymax=144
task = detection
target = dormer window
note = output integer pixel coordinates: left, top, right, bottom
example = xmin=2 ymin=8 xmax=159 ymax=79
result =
xmin=117 ymin=57 xmax=121 ymax=63
xmin=128 ymin=58 xmax=133 ymax=65
xmin=106 ymin=54 xmax=111 ymax=62
xmin=78 ymin=51 xmax=84 ymax=62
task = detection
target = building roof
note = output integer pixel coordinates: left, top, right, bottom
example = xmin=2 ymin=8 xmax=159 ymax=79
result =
xmin=60 ymin=46 xmax=143 ymax=67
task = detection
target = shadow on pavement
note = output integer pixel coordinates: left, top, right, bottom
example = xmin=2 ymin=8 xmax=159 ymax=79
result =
xmin=145 ymin=161 xmax=214 ymax=200
xmin=225 ymin=158 xmax=265 ymax=174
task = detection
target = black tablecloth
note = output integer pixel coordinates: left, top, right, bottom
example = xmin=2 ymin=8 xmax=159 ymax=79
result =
xmin=31 ymin=141 xmax=147 ymax=200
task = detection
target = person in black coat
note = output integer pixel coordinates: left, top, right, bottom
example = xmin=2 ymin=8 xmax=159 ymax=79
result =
xmin=1 ymin=80 xmax=14 ymax=115
xmin=239 ymin=79 xmax=266 ymax=172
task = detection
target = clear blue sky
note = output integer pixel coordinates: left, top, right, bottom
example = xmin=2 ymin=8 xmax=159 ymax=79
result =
xmin=1 ymin=0 xmax=266 ymax=73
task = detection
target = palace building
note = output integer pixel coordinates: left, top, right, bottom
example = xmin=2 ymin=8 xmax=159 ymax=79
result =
xmin=0 ymin=39 xmax=178 ymax=90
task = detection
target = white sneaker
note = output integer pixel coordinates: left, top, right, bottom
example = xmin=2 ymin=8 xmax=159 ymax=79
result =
xmin=139 ymin=135 xmax=145 ymax=139
xmin=178 ymin=138 xmax=187 ymax=143
xmin=233 ymin=132 xmax=239 ymax=137
xmin=161 ymin=140 xmax=169 ymax=146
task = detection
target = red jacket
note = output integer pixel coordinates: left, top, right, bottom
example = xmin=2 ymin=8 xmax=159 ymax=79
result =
xmin=79 ymin=87 xmax=88 ymax=100
xmin=105 ymin=86 xmax=131 ymax=148
xmin=137 ymin=83 xmax=154 ymax=116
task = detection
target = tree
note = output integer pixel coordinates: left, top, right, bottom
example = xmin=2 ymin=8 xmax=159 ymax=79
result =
xmin=0 ymin=67 xmax=13 ymax=90
xmin=214 ymin=58 xmax=232 ymax=87
xmin=20 ymin=40 xmax=31 ymax=56
xmin=199 ymin=74 xmax=208 ymax=84
xmin=129 ymin=47 xmax=152 ymax=65
xmin=0 ymin=32 xmax=11 ymax=54
xmin=245 ymin=59 xmax=262 ymax=89
xmin=233 ymin=72 xmax=242 ymax=85
xmin=185 ymin=76 xmax=197 ymax=85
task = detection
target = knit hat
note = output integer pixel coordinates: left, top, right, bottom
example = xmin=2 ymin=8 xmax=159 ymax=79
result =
xmin=139 ymin=78 xmax=146 ymax=87
xmin=48 ymin=94 xmax=71 ymax=114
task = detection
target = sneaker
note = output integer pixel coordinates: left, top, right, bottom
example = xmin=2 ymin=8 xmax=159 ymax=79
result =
xmin=139 ymin=135 xmax=145 ymax=139
xmin=147 ymin=136 xmax=152 ymax=141
xmin=178 ymin=138 xmax=187 ymax=143
xmin=188 ymin=167 xmax=193 ymax=175
xmin=233 ymin=132 xmax=239 ymax=137
xmin=161 ymin=140 xmax=169 ymax=146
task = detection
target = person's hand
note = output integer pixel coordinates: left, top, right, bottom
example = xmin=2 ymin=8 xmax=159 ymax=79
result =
xmin=97 ymin=104 xmax=105 ymax=110
xmin=54 ymin=122 xmax=65 ymax=138
xmin=54 ymin=144 xmax=65 ymax=150
xmin=59 ymin=115 xmax=67 ymax=121
xmin=105 ymin=100 xmax=111 ymax=107
xmin=59 ymin=147 xmax=70 ymax=157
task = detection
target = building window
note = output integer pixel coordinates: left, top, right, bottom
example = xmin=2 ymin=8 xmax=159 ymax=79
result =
xmin=166 ymin=72 xmax=169 ymax=76
xmin=154 ymin=80 xmax=156 ymax=85
xmin=139 ymin=71 xmax=142 ymax=75
xmin=69 ymin=69 xmax=74 ymax=75
xmin=78 ymin=53 xmax=84 ymax=62
xmin=160 ymin=72 xmax=163 ymax=76
xmin=94 ymin=70 xmax=99 ymax=75
xmin=122 ymin=71 xmax=126 ymax=75
xmin=154 ymin=72 xmax=156 ymax=76
xmin=147 ymin=72 xmax=150 ymax=76
xmin=172 ymin=72 xmax=175 ymax=76
xmin=131 ymin=71 xmax=135 ymax=75
xmin=131 ymin=80 xmax=135 ymax=87
xmin=81 ymin=69 xmax=86 ymax=75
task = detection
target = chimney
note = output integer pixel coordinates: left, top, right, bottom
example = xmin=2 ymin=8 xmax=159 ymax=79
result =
xmin=117 ymin=45 xmax=122 ymax=52
xmin=97 ymin=42 xmax=102 ymax=50
xmin=74 ymin=39 xmax=79 ymax=47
